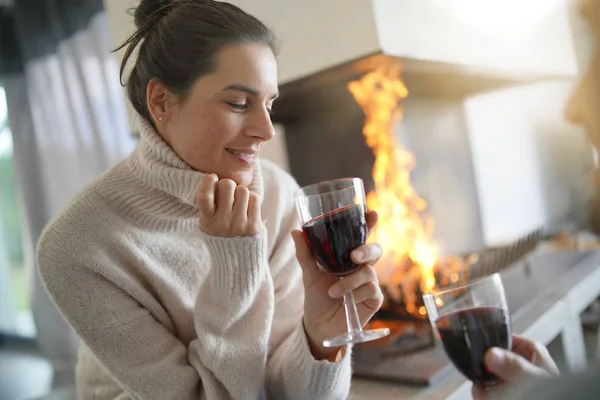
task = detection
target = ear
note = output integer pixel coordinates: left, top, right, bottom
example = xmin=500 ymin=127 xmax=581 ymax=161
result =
xmin=147 ymin=79 xmax=173 ymax=126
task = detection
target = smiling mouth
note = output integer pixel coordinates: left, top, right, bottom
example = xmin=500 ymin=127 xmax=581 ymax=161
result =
xmin=225 ymin=148 xmax=258 ymax=164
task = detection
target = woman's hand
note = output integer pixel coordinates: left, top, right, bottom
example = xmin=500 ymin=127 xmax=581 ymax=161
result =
xmin=292 ymin=210 xmax=384 ymax=361
xmin=472 ymin=335 xmax=559 ymax=400
xmin=196 ymin=174 xmax=262 ymax=237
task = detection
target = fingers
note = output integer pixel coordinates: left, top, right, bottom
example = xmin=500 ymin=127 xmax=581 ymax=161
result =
xmin=472 ymin=384 xmax=487 ymax=400
xmin=532 ymin=342 xmax=560 ymax=375
xmin=365 ymin=210 xmax=379 ymax=231
xmin=351 ymin=243 xmax=383 ymax=265
xmin=196 ymin=174 xmax=218 ymax=216
xmin=197 ymin=176 xmax=262 ymax=237
xmin=511 ymin=335 xmax=559 ymax=374
xmin=247 ymin=192 xmax=261 ymax=224
xmin=292 ymin=230 xmax=322 ymax=287
xmin=232 ymin=185 xmax=249 ymax=222
xmin=484 ymin=347 xmax=550 ymax=381
xmin=215 ymin=179 xmax=236 ymax=213
xmin=328 ymin=264 xmax=378 ymax=298
xmin=511 ymin=335 xmax=538 ymax=360
xmin=510 ymin=336 xmax=540 ymax=372
xmin=351 ymin=280 xmax=384 ymax=308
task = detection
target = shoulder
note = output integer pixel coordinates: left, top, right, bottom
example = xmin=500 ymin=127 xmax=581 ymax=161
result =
xmin=38 ymin=187 xmax=111 ymax=265
xmin=36 ymin=179 xmax=122 ymax=309
xmin=37 ymin=163 xmax=129 ymax=271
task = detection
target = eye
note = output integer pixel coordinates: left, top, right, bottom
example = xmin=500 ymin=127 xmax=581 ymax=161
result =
xmin=227 ymin=102 xmax=248 ymax=111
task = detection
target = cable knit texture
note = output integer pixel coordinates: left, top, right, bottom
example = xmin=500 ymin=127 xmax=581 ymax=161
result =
xmin=37 ymin=117 xmax=352 ymax=400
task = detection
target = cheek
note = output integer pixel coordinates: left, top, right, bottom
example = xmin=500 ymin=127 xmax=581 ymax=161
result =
xmin=196 ymin=106 xmax=241 ymax=142
xmin=177 ymin=110 xmax=242 ymax=161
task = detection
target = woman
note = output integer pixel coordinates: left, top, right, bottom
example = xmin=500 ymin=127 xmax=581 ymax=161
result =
xmin=473 ymin=0 xmax=600 ymax=398
xmin=37 ymin=1 xmax=385 ymax=399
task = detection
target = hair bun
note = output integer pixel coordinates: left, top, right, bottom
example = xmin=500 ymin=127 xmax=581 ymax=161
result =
xmin=133 ymin=0 xmax=175 ymax=29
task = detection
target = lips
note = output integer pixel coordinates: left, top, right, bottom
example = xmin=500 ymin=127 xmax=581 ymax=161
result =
xmin=225 ymin=148 xmax=259 ymax=165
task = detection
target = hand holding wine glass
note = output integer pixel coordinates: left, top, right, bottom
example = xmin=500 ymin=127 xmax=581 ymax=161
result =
xmin=471 ymin=335 xmax=559 ymax=400
xmin=292 ymin=178 xmax=390 ymax=361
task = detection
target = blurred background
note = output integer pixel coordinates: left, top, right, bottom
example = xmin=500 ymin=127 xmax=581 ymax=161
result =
xmin=0 ymin=0 xmax=599 ymax=399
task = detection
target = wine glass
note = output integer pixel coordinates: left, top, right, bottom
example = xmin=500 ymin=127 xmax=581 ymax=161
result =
xmin=295 ymin=177 xmax=390 ymax=347
xmin=423 ymin=273 xmax=512 ymax=385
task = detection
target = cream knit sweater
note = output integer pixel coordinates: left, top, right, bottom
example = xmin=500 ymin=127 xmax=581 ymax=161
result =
xmin=37 ymin=118 xmax=352 ymax=400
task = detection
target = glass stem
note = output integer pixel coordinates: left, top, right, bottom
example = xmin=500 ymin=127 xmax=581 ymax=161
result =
xmin=343 ymin=290 xmax=363 ymax=334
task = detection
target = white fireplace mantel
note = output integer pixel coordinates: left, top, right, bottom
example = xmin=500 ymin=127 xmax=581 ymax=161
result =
xmin=230 ymin=0 xmax=579 ymax=84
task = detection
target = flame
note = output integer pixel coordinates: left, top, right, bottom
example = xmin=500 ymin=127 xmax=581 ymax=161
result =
xmin=348 ymin=64 xmax=439 ymax=299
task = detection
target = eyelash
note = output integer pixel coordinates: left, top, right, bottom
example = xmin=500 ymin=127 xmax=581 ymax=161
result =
xmin=227 ymin=102 xmax=274 ymax=115
xmin=228 ymin=102 xmax=248 ymax=111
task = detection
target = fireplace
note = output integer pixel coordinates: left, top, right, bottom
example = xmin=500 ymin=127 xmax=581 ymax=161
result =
xmin=242 ymin=0 xmax=587 ymax=385
xmin=271 ymin=52 xmax=570 ymax=383
xmin=272 ymin=52 xmax=543 ymax=302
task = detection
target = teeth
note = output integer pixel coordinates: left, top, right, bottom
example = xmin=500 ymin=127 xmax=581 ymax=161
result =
xmin=228 ymin=149 xmax=256 ymax=161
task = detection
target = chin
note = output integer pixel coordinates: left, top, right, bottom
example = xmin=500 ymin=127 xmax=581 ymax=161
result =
xmin=222 ymin=169 xmax=254 ymax=187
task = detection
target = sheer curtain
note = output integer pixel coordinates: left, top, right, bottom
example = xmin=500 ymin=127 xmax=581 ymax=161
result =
xmin=0 ymin=0 xmax=135 ymax=387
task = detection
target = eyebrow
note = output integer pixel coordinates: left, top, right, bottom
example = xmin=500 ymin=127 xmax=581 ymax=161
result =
xmin=221 ymin=83 xmax=279 ymax=100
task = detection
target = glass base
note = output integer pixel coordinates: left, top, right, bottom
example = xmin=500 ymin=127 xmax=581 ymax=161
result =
xmin=323 ymin=328 xmax=390 ymax=348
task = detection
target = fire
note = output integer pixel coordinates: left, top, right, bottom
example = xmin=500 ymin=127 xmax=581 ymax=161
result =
xmin=348 ymin=64 xmax=439 ymax=297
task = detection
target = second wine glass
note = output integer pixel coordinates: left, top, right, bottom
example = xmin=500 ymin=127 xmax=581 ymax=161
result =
xmin=423 ymin=273 xmax=512 ymax=385
xmin=295 ymin=177 xmax=390 ymax=347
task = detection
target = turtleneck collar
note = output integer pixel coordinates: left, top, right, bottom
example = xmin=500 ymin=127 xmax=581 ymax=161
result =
xmin=128 ymin=115 xmax=264 ymax=209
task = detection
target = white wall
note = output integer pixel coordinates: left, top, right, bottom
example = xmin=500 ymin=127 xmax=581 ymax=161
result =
xmin=374 ymin=0 xmax=579 ymax=77
xmin=462 ymin=0 xmax=593 ymax=246
xmin=236 ymin=0 xmax=579 ymax=81
xmin=465 ymin=80 xmax=591 ymax=245
xmin=228 ymin=0 xmax=380 ymax=84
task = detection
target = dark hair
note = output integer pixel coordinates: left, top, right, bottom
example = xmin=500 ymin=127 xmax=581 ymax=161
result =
xmin=115 ymin=0 xmax=279 ymax=123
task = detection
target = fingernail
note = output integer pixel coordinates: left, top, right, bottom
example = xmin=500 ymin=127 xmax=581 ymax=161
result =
xmin=329 ymin=286 xmax=342 ymax=298
xmin=354 ymin=250 xmax=365 ymax=262
xmin=486 ymin=347 xmax=505 ymax=370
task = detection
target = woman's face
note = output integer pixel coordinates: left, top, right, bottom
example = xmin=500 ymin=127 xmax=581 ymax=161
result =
xmin=565 ymin=0 xmax=600 ymax=151
xmin=150 ymin=43 xmax=279 ymax=186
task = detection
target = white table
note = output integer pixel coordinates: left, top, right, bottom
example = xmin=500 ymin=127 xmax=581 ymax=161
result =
xmin=350 ymin=250 xmax=600 ymax=400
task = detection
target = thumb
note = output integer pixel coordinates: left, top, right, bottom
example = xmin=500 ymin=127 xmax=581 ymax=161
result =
xmin=291 ymin=230 xmax=321 ymax=287
xmin=485 ymin=347 xmax=549 ymax=381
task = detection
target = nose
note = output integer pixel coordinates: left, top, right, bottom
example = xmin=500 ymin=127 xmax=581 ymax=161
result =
xmin=564 ymin=79 xmax=585 ymax=125
xmin=248 ymin=107 xmax=275 ymax=141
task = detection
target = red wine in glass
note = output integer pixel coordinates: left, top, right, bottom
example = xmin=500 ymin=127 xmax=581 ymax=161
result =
xmin=435 ymin=307 xmax=511 ymax=384
xmin=295 ymin=178 xmax=390 ymax=347
xmin=302 ymin=204 xmax=368 ymax=277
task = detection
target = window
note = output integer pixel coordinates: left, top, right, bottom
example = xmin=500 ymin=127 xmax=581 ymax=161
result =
xmin=0 ymin=86 xmax=32 ymax=337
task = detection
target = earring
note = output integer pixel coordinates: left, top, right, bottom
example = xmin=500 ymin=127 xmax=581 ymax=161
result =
xmin=158 ymin=117 xmax=163 ymax=121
